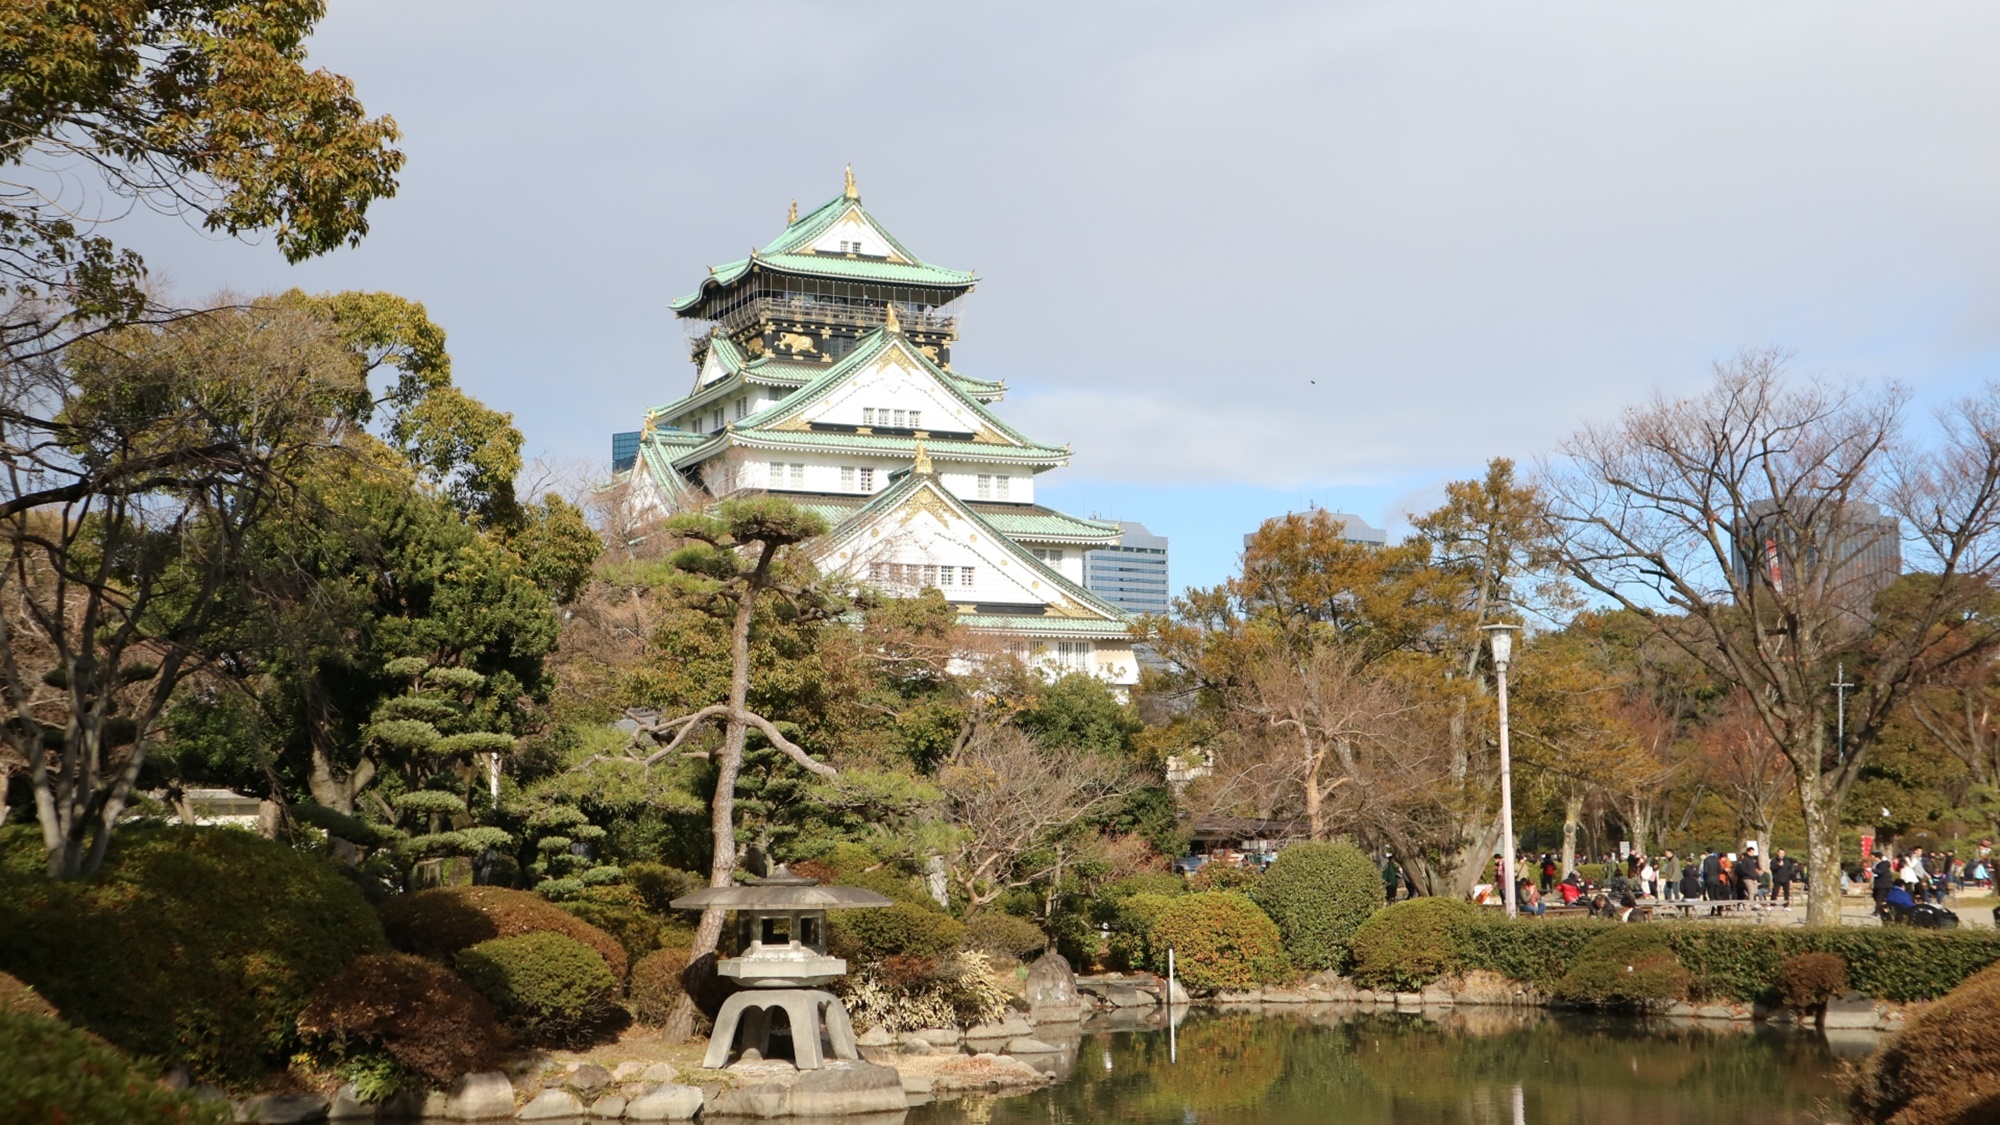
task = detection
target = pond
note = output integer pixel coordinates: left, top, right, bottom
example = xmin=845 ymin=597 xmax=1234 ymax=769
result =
xmin=905 ymin=1008 xmax=1859 ymax=1125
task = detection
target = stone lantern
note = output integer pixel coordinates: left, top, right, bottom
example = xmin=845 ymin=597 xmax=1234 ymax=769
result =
xmin=672 ymin=865 xmax=892 ymax=1070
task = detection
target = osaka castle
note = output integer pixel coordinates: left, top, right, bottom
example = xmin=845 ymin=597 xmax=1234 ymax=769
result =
xmin=621 ymin=169 xmax=1139 ymax=686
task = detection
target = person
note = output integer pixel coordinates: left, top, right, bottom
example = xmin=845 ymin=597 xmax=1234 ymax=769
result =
xmin=1640 ymin=856 xmax=1659 ymax=900
xmin=1883 ymin=880 xmax=1916 ymax=922
xmin=1559 ymin=871 xmax=1584 ymax=905
xmin=1770 ymin=848 xmax=1798 ymax=907
xmin=1701 ymin=849 xmax=1725 ymax=901
xmin=1740 ymin=843 xmax=1763 ymax=903
xmin=1540 ymin=854 xmax=1558 ymax=893
xmin=1661 ymin=851 xmax=1682 ymax=902
xmin=1901 ymin=849 xmax=1928 ymax=900
xmin=1872 ymin=852 xmax=1897 ymax=917
xmin=1518 ymin=878 xmax=1544 ymax=916
xmin=1382 ymin=852 xmax=1403 ymax=903
xmin=1617 ymin=893 xmax=1642 ymax=923
xmin=1679 ymin=860 xmax=1702 ymax=900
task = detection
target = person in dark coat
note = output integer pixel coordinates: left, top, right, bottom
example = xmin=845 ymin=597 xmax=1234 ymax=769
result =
xmin=1679 ymin=863 xmax=1702 ymax=900
xmin=1770 ymin=849 xmax=1799 ymax=907
xmin=1871 ymin=853 xmax=1897 ymax=917
xmin=1701 ymin=849 xmax=1725 ymax=901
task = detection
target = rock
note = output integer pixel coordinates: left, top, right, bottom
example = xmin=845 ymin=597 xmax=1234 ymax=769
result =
xmin=570 ymin=1063 xmax=613 ymax=1093
xmin=1663 ymin=1001 xmax=1697 ymax=1018
xmin=589 ymin=1094 xmax=627 ymax=1118
xmin=443 ymin=1071 xmax=517 ymax=1120
xmin=1215 ymin=988 xmax=1264 ymax=1003
xmin=967 ymin=1012 xmax=1036 ymax=1039
xmin=855 ymin=1025 xmax=896 ymax=1047
xmin=1166 ymin=978 xmax=1191 ymax=1005
xmin=623 ymin=1084 xmax=704 ymax=1121
xmin=705 ymin=1082 xmax=792 ymax=1118
xmin=326 ymin=1084 xmax=374 ymax=1121
xmin=898 ymin=1037 xmax=937 ymax=1056
xmin=233 ymin=1093 xmax=329 ymax=1123
xmin=1006 ymin=1036 xmax=1061 ymax=1053
xmin=517 ymin=1089 xmax=585 ymax=1120
xmin=1694 ymin=1003 xmax=1749 ymax=1021
xmin=1419 ymin=983 xmax=1455 ymax=1006
xmin=163 ymin=1065 xmax=192 ymax=1091
xmin=1394 ymin=992 xmax=1423 ymax=1009
xmin=901 ymin=1073 xmax=936 ymax=1097
xmin=912 ymin=1026 xmax=963 ymax=1045
xmin=1825 ymin=993 xmax=1883 ymax=1030
xmin=612 ymin=1061 xmax=647 ymax=1083
xmin=1264 ymin=989 xmax=1312 ymax=1005
xmin=788 ymin=1061 xmax=909 ymax=1117
xmin=1025 ymin=951 xmax=1079 ymax=1008
xmin=640 ymin=1062 xmax=677 ymax=1085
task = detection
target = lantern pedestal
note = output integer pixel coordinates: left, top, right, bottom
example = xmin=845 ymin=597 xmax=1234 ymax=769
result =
xmin=702 ymin=989 xmax=860 ymax=1070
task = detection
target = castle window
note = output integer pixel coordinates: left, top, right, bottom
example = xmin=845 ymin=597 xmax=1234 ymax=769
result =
xmin=789 ymin=463 xmax=805 ymax=488
xmin=859 ymin=467 xmax=875 ymax=491
xmin=768 ymin=462 xmax=783 ymax=488
xmin=734 ymin=397 xmax=747 ymax=420
xmin=959 ymin=566 xmax=974 ymax=587
xmin=862 ymin=408 xmax=875 ymax=426
xmin=977 ymin=475 xmax=991 ymax=500
xmin=922 ymin=565 xmax=938 ymax=587
xmin=892 ymin=410 xmax=907 ymax=427
xmin=711 ymin=408 xmax=723 ymax=430
xmin=938 ymin=566 xmax=955 ymax=586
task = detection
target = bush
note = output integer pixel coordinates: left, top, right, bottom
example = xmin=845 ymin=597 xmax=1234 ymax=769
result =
xmin=1776 ymin=952 xmax=1848 ymax=1011
xmin=1147 ymin=892 xmax=1290 ymax=994
xmin=828 ymin=902 xmax=965 ymax=961
xmin=559 ymin=890 xmax=666 ymax=973
xmin=1552 ymin=926 xmax=1690 ymax=1009
xmin=1852 ymin=962 xmax=2000 ymax=1125
xmin=295 ymin=953 xmax=511 ymax=1091
xmin=455 ymin=932 xmax=618 ymax=1046
xmin=0 ymin=824 xmax=385 ymax=1086
xmin=628 ymin=946 xmax=692 ymax=1027
xmin=379 ymin=885 xmax=628 ymax=983
xmin=623 ymin=861 xmax=702 ymax=915
xmin=1250 ymin=842 xmax=1384 ymax=973
xmin=1188 ymin=864 xmax=1261 ymax=893
xmin=1106 ymin=892 xmax=1180 ymax=972
xmin=961 ymin=912 xmax=1046 ymax=959
xmin=1350 ymin=898 xmax=1479 ymax=992
xmin=0 ymin=1010 xmax=228 ymax=1125
xmin=838 ymin=952 xmax=1010 ymax=1033
xmin=1459 ymin=916 xmax=1616 ymax=989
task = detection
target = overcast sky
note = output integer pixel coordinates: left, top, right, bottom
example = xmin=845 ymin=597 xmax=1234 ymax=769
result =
xmin=121 ymin=2 xmax=2000 ymax=593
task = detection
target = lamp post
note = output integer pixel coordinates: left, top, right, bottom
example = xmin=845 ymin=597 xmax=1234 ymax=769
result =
xmin=1484 ymin=620 xmax=1521 ymax=919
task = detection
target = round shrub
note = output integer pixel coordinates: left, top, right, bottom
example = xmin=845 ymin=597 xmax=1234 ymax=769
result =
xmin=1776 ymin=952 xmax=1848 ymax=1012
xmin=1552 ymin=926 xmax=1690 ymax=1009
xmin=559 ymin=889 xmax=667 ymax=972
xmin=295 ymin=953 xmax=511 ymax=1089
xmin=0 ymin=824 xmax=385 ymax=1085
xmin=455 ymin=932 xmax=618 ymax=1046
xmin=628 ymin=946 xmax=692 ymax=1027
xmin=828 ymin=902 xmax=965 ymax=961
xmin=1106 ymin=892 xmax=1181 ymax=972
xmin=1250 ymin=842 xmax=1385 ymax=973
xmin=1853 ymin=962 xmax=2000 ymax=1125
xmin=961 ymin=912 xmax=1046 ymax=959
xmin=1189 ymin=864 xmax=1261 ymax=893
xmin=1147 ymin=891 xmax=1290 ymax=994
xmin=379 ymin=885 xmax=627 ymax=982
xmin=623 ymin=861 xmax=701 ymax=915
xmin=0 ymin=1010 xmax=228 ymax=1125
xmin=1349 ymin=898 xmax=1478 ymax=992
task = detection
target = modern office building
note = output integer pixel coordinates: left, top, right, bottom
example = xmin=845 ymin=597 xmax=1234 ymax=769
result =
xmin=1242 ymin=511 xmax=1389 ymax=550
xmin=1084 ymin=522 xmax=1170 ymax=617
xmin=1731 ymin=499 xmax=1902 ymax=615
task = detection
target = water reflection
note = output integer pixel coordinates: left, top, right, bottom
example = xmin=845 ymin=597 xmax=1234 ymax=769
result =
xmin=906 ymin=1009 xmax=1853 ymax=1125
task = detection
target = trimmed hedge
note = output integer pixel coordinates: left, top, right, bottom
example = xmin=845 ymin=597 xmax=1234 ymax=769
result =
xmin=379 ymin=885 xmax=628 ymax=983
xmin=1350 ymin=898 xmax=1479 ymax=992
xmin=628 ymin=946 xmax=692 ymax=1027
xmin=961 ymin=912 xmax=1046 ymax=959
xmin=295 ymin=953 xmax=512 ymax=1089
xmin=1552 ymin=926 xmax=1689 ymax=1009
xmin=1456 ymin=915 xmax=2000 ymax=1003
xmin=1146 ymin=892 xmax=1290 ymax=994
xmin=1776 ymin=952 xmax=1847 ymax=1011
xmin=0 ymin=1009 xmax=228 ymax=1125
xmin=0 ymin=824 xmax=385 ymax=1086
xmin=1852 ymin=962 xmax=2000 ymax=1125
xmin=455 ymin=932 xmax=618 ymax=1046
xmin=828 ymin=902 xmax=965 ymax=962
xmin=1251 ymin=842 xmax=1384 ymax=973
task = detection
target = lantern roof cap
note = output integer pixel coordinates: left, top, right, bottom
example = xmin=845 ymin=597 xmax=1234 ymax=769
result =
xmin=669 ymin=864 xmax=895 ymax=910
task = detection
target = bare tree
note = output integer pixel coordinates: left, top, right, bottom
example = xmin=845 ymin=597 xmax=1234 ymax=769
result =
xmin=936 ymin=725 xmax=1137 ymax=914
xmin=1544 ymin=351 xmax=2000 ymax=922
xmin=1699 ymin=692 xmax=1795 ymax=856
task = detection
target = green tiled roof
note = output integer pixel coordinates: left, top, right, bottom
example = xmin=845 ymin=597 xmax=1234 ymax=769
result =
xmin=957 ymin=615 xmax=1136 ymax=636
xmin=671 ymin=190 xmax=976 ymax=314
xmin=673 ymin=429 xmax=1067 ymax=470
xmin=973 ymin=504 xmax=1121 ymax=543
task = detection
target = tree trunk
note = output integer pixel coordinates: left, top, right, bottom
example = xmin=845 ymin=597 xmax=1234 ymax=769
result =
xmin=661 ymin=584 xmax=758 ymax=1045
xmin=1302 ymin=738 xmax=1325 ymax=842
xmin=1560 ymin=792 xmax=1583 ymax=879
xmin=1797 ymin=769 xmax=1843 ymax=926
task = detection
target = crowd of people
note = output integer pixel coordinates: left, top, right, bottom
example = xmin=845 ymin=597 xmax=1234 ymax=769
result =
xmin=1865 ymin=846 xmax=1987 ymax=917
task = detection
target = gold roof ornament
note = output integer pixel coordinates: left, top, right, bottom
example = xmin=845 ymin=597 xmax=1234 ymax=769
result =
xmin=787 ymin=198 xmax=798 ymax=224
xmin=844 ymin=164 xmax=858 ymax=200
xmin=912 ymin=439 xmax=932 ymax=476
xmin=883 ymin=302 xmax=901 ymax=333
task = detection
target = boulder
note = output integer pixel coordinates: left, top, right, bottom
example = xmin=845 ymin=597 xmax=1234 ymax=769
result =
xmin=623 ymin=1084 xmax=704 ymax=1122
xmin=704 ymin=1082 xmax=792 ymax=1118
xmin=1419 ymin=983 xmax=1455 ymax=1006
xmin=516 ymin=1089 xmax=584 ymax=1120
xmin=640 ymin=1062 xmax=677 ymax=1085
xmin=1264 ymin=989 xmax=1312 ymax=1005
xmin=911 ymin=1026 xmax=963 ymax=1045
xmin=1024 ymin=951 xmax=1079 ymax=1007
xmin=612 ymin=1061 xmax=648 ymax=1083
xmin=233 ymin=1093 xmax=329 ymax=1124
xmin=787 ymin=1061 xmax=909 ymax=1117
xmin=570 ymin=1063 xmax=612 ymax=1094
xmin=967 ymin=1012 xmax=1036 ymax=1039
xmin=589 ymin=1094 xmax=627 ymax=1118
xmin=443 ymin=1071 xmax=517 ymax=1120
xmin=1824 ymin=992 xmax=1883 ymax=1030
xmin=326 ymin=1084 xmax=373 ymax=1121
xmin=1006 ymin=1036 xmax=1061 ymax=1054
xmin=855 ymin=1025 xmax=897 ymax=1047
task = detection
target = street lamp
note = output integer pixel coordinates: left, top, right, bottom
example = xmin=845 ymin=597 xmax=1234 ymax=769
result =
xmin=1483 ymin=619 xmax=1521 ymax=919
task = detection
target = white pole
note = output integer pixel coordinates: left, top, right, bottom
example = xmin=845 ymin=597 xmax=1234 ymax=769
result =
xmin=1168 ymin=945 xmax=1177 ymax=1063
xmin=1497 ymin=661 xmax=1518 ymax=919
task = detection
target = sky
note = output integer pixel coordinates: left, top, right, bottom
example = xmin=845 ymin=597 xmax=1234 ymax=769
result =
xmin=115 ymin=2 xmax=2000 ymax=595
